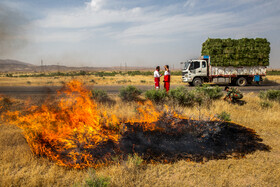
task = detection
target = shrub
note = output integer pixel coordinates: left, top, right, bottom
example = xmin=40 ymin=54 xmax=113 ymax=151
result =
xmin=259 ymin=89 xmax=280 ymax=102
xmin=195 ymin=85 xmax=223 ymax=100
xmin=119 ymin=85 xmax=142 ymax=102
xmin=79 ymin=70 xmax=87 ymax=75
xmin=217 ymin=111 xmax=231 ymax=121
xmin=145 ymin=89 xmax=167 ymax=104
xmin=6 ymin=73 xmax=13 ymax=77
xmin=127 ymin=154 xmax=143 ymax=167
xmin=169 ymin=86 xmax=195 ymax=107
xmin=82 ymin=169 xmax=110 ymax=187
xmin=116 ymin=79 xmax=131 ymax=84
xmin=259 ymin=101 xmax=273 ymax=109
xmin=91 ymin=90 xmax=114 ymax=104
xmin=192 ymin=90 xmax=211 ymax=107
xmin=90 ymin=79 xmax=96 ymax=83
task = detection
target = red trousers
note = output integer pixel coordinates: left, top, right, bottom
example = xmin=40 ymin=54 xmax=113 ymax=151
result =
xmin=164 ymin=81 xmax=170 ymax=92
xmin=155 ymin=77 xmax=160 ymax=88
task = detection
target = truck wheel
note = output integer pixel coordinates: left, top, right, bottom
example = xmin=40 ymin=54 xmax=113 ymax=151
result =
xmin=193 ymin=77 xmax=202 ymax=86
xmin=236 ymin=77 xmax=247 ymax=87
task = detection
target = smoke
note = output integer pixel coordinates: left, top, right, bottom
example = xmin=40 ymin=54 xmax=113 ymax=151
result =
xmin=0 ymin=3 xmax=29 ymax=56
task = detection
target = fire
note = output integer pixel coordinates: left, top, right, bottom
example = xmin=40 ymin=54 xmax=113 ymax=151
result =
xmin=1 ymin=80 xmax=270 ymax=168
xmin=2 ymin=80 xmax=179 ymax=168
xmin=3 ymin=80 xmax=122 ymax=168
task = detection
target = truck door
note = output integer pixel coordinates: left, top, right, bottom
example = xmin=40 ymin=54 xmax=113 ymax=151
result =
xmin=201 ymin=61 xmax=207 ymax=76
xmin=190 ymin=61 xmax=201 ymax=74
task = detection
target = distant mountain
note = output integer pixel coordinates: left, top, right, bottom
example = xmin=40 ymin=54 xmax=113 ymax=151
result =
xmin=0 ymin=59 xmax=35 ymax=66
xmin=0 ymin=59 xmax=36 ymax=72
xmin=0 ymin=59 xmax=155 ymax=72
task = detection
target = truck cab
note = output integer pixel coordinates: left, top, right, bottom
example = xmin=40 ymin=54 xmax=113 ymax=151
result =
xmin=182 ymin=56 xmax=209 ymax=86
xmin=182 ymin=55 xmax=266 ymax=86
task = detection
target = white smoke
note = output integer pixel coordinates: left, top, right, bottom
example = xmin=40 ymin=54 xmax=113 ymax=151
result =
xmin=0 ymin=3 xmax=29 ymax=55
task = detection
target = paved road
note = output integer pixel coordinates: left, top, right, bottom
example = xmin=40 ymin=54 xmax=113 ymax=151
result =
xmin=0 ymin=83 xmax=279 ymax=96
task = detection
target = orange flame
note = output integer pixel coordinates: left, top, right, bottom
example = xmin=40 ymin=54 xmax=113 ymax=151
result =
xmin=1 ymin=80 xmax=188 ymax=168
xmin=3 ymin=81 xmax=122 ymax=168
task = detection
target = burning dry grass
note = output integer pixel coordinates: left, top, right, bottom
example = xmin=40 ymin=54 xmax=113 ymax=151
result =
xmin=0 ymin=82 xmax=280 ymax=186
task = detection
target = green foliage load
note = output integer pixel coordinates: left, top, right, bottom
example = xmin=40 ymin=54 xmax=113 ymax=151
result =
xmin=119 ymin=85 xmax=142 ymax=102
xmin=201 ymin=38 xmax=270 ymax=67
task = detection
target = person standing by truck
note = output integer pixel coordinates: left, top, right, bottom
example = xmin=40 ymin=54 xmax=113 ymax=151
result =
xmin=154 ymin=66 xmax=162 ymax=89
xmin=163 ymin=65 xmax=171 ymax=92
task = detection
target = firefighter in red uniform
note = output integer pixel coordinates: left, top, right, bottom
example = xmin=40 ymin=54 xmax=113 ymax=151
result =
xmin=154 ymin=66 xmax=162 ymax=89
xmin=163 ymin=65 xmax=171 ymax=92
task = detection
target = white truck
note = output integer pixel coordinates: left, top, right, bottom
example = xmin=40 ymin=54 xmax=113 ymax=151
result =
xmin=182 ymin=56 xmax=266 ymax=86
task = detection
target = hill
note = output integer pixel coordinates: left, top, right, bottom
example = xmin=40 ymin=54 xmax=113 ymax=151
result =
xmin=0 ymin=59 xmax=35 ymax=72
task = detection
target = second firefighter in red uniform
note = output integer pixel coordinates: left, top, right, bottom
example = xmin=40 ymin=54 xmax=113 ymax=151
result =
xmin=163 ymin=65 xmax=170 ymax=92
xmin=154 ymin=66 xmax=162 ymax=89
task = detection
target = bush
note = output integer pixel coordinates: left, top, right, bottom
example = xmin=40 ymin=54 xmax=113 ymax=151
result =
xmin=195 ymin=85 xmax=223 ymax=100
xmin=145 ymin=89 xmax=167 ymax=104
xmin=116 ymin=79 xmax=131 ymax=84
xmin=217 ymin=111 xmax=231 ymax=121
xmin=259 ymin=89 xmax=280 ymax=102
xmin=119 ymin=85 xmax=142 ymax=102
xmin=127 ymin=154 xmax=143 ymax=167
xmin=91 ymin=90 xmax=114 ymax=104
xmin=259 ymin=101 xmax=273 ymax=109
xmin=82 ymin=169 xmax=110 ymax=187
xmin=169 ymin=86 xmax=195 ymax=107
xmin=192 ymin=90 xmax=211 ymax=107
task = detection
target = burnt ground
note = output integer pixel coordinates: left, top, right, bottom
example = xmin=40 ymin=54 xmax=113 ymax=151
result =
xmin=24 ymin=117 xmax=270 ymax=166
xmin=119 ymin=117 xmax=271 ymax=163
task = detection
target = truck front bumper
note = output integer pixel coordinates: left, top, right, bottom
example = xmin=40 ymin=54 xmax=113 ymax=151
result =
xmin=182 ymin=76 xmax=192 ymax=83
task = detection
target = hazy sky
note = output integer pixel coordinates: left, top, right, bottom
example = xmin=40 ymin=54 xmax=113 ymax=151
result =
xmin=0 ymin=0 xmax=280 ymax=68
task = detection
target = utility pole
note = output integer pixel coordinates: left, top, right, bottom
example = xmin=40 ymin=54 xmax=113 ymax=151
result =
xmin=41 ymin=59 xmax=44 ymax=73
xmin=57 ymin=62 xmax=60 ymax=73
xmin=125 ymin=62 xmax=127 ymax=72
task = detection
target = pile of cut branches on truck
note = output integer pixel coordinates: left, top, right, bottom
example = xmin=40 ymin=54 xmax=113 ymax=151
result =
xmin=201 ymin=38 xmax=270 ymax=67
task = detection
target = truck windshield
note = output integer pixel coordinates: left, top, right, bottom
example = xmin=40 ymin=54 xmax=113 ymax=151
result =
xmin=184 ymin=62 xmax=190 ymax=70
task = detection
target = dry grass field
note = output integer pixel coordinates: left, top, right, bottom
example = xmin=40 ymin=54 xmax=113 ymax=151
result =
xmin=0 ymin=92 xmax=280 ymax=186
xmin=266 ymin=75 xmax=280 ymax=84
xmin=0 ymin=73 xmax=280 ymax=87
